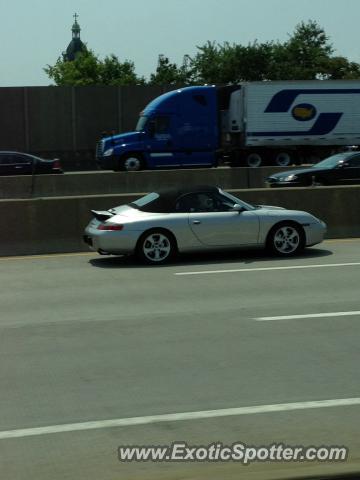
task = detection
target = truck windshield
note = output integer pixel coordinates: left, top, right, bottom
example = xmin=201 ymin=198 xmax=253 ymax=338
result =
xmin=135 ymin=116 xmax=148 ymax=132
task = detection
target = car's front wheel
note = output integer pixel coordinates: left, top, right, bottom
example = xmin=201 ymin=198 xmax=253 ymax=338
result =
xmin=267 ymin=222 xmax=304 ymax=256
xmin=137 ymin=230 xmax=176 ymax=265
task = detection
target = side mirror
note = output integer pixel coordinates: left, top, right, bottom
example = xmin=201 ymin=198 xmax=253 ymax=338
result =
xmin=233 ymin=203 xmax=245 ymax=213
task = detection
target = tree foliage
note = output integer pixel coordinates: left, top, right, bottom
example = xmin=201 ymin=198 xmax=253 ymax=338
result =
xmin=189 ymin=40 xmax=275 ymax=84
xmin=45 ymin=21 xmax=360 ymax=86
xmin=148 ymin=55 xmax=192 ymax=85
xmin=190 ymin=21 xmax=360 ymax=83
xmin=270 ymin=20 xmax=334 ymax=80
xmin=44 ymin=50 xmax=145 ymax=86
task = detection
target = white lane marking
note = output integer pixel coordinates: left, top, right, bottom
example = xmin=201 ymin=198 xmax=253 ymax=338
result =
xmin=1 ymin=397 xmax=360 ymax=440
xmin=256 ymin=311 xmax=360 ymax=321
xmin=175 ymin=262 xmax=360 ymax=276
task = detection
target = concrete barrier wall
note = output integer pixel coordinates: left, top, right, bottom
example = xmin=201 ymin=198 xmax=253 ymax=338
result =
xmin=0 ymin=167 xmax=289 ymax=199
xmin=0 ymin=194 xmax=137 ymax=256
xmin=0 ymin=88 xmax=26 ymax=151
xmin=1 ymin=186 xmax=359 ymax=257
xmin=28 ymin=87 xmax=73 ymax=151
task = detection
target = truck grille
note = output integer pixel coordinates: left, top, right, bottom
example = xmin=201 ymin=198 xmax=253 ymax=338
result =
xmin=96 ymin=140 xmax=104 ymax=158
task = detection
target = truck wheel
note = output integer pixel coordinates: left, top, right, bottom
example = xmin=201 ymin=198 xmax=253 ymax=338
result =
xmin=246 ymin=153 xmax=262 ymax=168
xmin=275 ymin=152 xmax=292 ymax=167
xmin=120 ymin=155 xmax=144 ymax=172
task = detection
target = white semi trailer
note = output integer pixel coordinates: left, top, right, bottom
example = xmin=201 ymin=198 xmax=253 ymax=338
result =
xmin=225 ymin=80 xmax=360 ymax=166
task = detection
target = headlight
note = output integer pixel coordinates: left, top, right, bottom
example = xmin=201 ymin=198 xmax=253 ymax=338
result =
xmin=282 ymin=174 xmax=298 ymax=182
xmin=309 ymin=215 xmax=326 ymax=227
xmin=103 ymin=148 xmax=114 ymax=156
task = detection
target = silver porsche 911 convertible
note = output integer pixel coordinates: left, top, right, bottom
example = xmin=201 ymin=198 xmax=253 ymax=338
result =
xmin=83 ymin=185 xmax=326 ymax=264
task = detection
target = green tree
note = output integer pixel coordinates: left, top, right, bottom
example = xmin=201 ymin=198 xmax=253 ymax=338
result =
xmin=149 ymin=55 xmax=193 ymax=85
xmin=100 ymin=54 xmax=145 ymax=85
xmin=189 ymin=40 xmax=275 ymax=84
xmin=220 ymin=41 xmax=275 ymax=82
xmin=44 ymin=50 xmax=101 ymax=86
xmin=323 ymin=56 xmax=360 ymax=80
xmin=45 ymin=50 xmax=145 ymax=86
xmin=190 ymin=20 xmax=360 ymax=83
xmin=189 ymin=41 xmax=224 ymax=84
xmin=270 ymin=20 xmax=334 ymax=80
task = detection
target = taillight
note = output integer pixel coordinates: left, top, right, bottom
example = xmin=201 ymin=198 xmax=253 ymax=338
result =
xmin=52 ymin=159 xmax=61 ymax=170
xmin=97 ymin=223 xmax=124 ymax=231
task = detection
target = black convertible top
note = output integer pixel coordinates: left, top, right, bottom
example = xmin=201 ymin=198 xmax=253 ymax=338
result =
xmin=133 ymin=185 xmax=221 ymax=213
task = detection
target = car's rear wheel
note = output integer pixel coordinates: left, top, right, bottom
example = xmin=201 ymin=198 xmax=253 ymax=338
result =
xmin=137 ymin=230 xmax=176 ymax=265
xmin=267 ymin=222 xmax=304 ymax=256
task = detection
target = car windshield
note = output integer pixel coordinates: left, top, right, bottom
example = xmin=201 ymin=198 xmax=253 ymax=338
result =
xmin=219 ymin=189 xmax=257 ymax=210
xmin=313 ymin=153 xmax=349 ymax=169
xmin=135 ymin=116 xmax=148 ymax=132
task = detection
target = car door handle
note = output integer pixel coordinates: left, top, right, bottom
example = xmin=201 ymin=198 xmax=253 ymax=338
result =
xmin=192 ymin=220 xmax=201 ymax=225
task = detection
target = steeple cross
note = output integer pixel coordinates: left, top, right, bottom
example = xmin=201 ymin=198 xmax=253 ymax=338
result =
xmin=73 ymin=13 xmax=79 ymax=22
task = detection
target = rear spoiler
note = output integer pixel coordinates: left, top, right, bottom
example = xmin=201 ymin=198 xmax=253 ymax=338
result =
xmin=90 ymin=210 xmax=113 ymax=221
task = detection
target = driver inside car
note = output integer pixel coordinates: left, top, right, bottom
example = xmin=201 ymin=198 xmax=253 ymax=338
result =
xmin=197 ymin=194 xmax=215 ymax=212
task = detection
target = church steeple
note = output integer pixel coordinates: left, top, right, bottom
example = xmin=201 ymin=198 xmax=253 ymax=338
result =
xmin=63 ymin=13 xmax=86 ymax=61
xmin=72 ymin=13 xmax=81 ymax=39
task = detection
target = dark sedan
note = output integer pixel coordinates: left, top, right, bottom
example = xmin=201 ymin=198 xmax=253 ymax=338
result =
xmin=266 ymin=152 xmax=360 ymax=187
xmin=0 ymin=152 xmax=63 ymax=175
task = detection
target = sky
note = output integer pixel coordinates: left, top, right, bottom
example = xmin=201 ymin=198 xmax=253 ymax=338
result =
xmin=1 ymin=0 xmax=359 ymax=86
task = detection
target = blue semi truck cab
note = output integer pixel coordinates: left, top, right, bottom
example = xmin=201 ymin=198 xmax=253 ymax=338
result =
xmin=96 ymin=86 xmax=221 ymax=171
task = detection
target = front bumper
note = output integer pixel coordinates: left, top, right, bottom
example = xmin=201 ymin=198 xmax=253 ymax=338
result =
xmin=304 ymin=221 xmax=327 ymax=247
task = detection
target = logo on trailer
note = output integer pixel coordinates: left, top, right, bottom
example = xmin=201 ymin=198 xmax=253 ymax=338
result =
xmin=291 ymin=103 xmax=317 ymax=121
xmin=246 ymin=88 xmax=359 ymax=137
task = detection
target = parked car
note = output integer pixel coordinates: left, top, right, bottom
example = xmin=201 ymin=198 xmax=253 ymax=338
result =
xmin=266 ymin=152 xmax=360 ymax=187
xmin=0 ymin=152 xmax=63 ymax=175
xmin=83 ymin=185 xmax=326 ymax=264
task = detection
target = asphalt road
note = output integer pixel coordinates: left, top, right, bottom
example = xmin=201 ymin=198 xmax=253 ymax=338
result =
xmin=0 ymin=240 xmax=360 ymax=480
